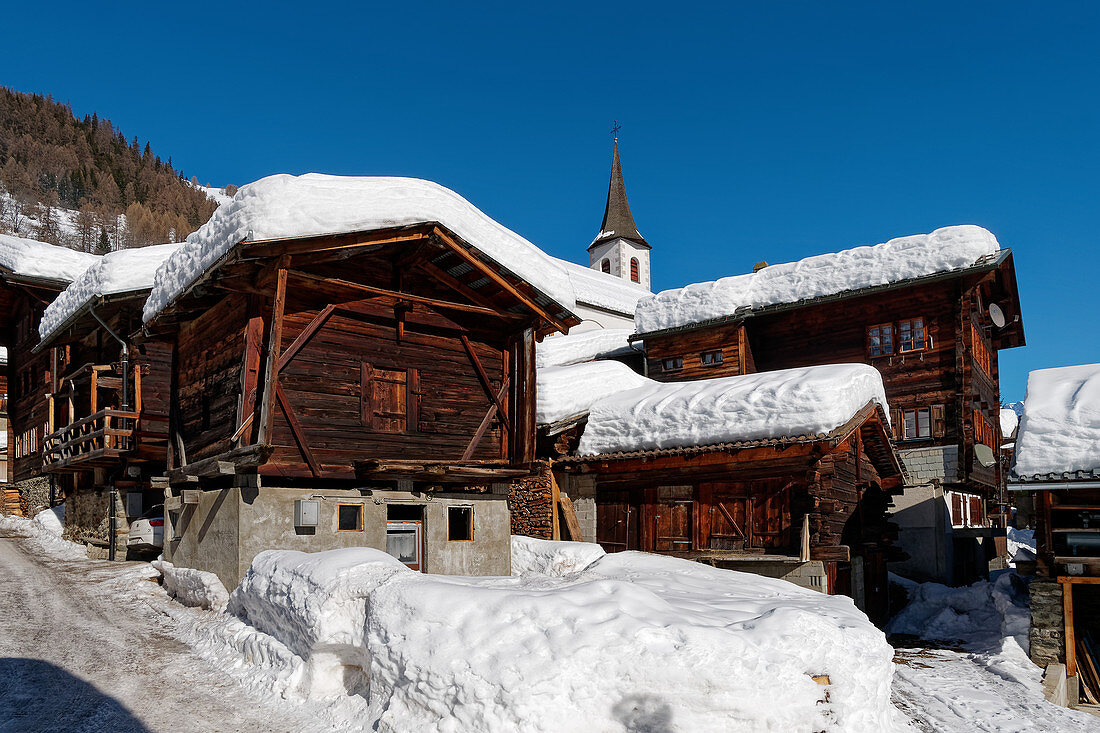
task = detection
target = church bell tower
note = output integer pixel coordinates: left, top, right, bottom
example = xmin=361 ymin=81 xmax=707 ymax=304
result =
xmin=589 ymin=135 xmax=651 ymax=291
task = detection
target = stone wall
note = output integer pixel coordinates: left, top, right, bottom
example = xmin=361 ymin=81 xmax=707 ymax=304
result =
xmin=1030 ymin=579 xmax=1065 ymax=668
xmin=11 ymin=475 xmax=53 ymax=515
xmin=65 ymin=488 xmax=111 ymax=542
xmin=508 ymin=461 xmax=553 ymax=539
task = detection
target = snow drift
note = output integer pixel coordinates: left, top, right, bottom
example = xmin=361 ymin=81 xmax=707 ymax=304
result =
xmin=0 ymin=232 xmax=99 ymax=283
xmin=577 ymin=362 xmax=889 ymax=455
xmin=143 ymin=174 xmax=577 ymax=322
xmin=39 ymin=242 xmax=181 ymax=342
xmin=1013 ymin=362 xmax=1100 ymax=477
xmin=227 ymin=542 xmax=904 ymax=732
xmin=509 ymin=535 xmax=606 ymax=576
xmin=634 ymin=225 xmax=1001 ymax=334
xmin=32 ymin=505 xmax=65 ymax=536
xmin=153 ymin=560 xmax=230 ymax=612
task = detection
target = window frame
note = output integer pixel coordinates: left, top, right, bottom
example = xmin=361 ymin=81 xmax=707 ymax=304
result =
xmin=661 ymin=356 xmax=684 ymax=372
xmin=897 ymin=317 xmax=928 ymax=354
xmin=600 ymin=258 xmax=611 ymax=274
xmin=867 ymin=323 xmax=894 ymax=358
xmin=629 ymin=257 xmax=640 ymax=283
xmin=700 ymin=349 xmax=724 ymax=366
xmin=336 ymin=503 xmax=364 ymax=532
xmin=447 ymin=505 xmax=474 ymax=542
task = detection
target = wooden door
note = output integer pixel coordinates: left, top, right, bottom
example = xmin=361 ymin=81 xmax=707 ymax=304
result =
xmin=597 ymin=489 xmax=640 ymax=553
xmin=654 ymin=500 xmax=693 ymax=552
xmin=362 ymin=364 xmax=419 ymax=433
xmin=707 ymin=497 xmax=748 ymax=551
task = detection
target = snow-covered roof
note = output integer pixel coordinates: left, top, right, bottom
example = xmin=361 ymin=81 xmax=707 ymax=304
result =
xmin=537 ymin=361 xmax=651 ymax=426
xmin=0 ymin=233 xmax=100 ymax=285
xmin=39 ymin=243 xmax=182 ymax=343
xmin=143 ymin=174 xmax=577 ymax=323
xmin=536 ymin=328 xmax=635 ymax=369
xmin=999 ymin=407 xmax=1019 ymax=442
xmin=634 ymin=225 xmax=1002 ymax=334
xmin=1013 ymin=363 xmax=1100 ymax=480
xmin=577 ymin=363 xmax=890 ymax=456
xmin=549 ymin=256 xmax=649 ymax=316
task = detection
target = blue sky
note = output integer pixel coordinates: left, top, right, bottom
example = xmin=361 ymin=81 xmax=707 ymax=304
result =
xmin=5 ymin=1 xmax=1099 ymax=400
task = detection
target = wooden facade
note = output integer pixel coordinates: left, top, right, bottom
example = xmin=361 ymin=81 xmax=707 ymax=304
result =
xmin=148 ymin=224 xmax=578 ymax=487
xmin=561 ymin=403 xmax=905 ymax=623
xmin=637 ymin=252 xmax=1024 ymax=503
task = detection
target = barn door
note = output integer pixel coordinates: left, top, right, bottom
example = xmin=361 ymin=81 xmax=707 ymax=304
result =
xmin=597 ymin=489 xmax=639 ymax=553
xmin=654 ymin=500 xmax=693 ymax=552
xmin=708 ymin=498 xmax=748 ymax=551
xmin=361 ymin=363 xmax=419 ymax=433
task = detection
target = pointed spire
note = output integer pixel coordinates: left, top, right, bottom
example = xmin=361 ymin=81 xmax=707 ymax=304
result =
xmin=589 ymin=138 xmax=650 ymax=251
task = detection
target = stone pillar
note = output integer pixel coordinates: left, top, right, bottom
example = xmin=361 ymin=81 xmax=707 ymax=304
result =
xmin=1030 ymin=579 xmax=1066 ymax=668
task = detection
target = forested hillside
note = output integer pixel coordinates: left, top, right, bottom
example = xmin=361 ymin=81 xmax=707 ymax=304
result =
xmin=0 ymin=87 xmax=232 ymax=252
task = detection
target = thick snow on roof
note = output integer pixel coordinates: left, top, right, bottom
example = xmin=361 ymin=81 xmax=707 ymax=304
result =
xmin=550 ymin=256 xmax=649 ymax=316
xmin=231 ymin=542 xmax=903 ymax=732
xmin=999 ymin=407 xmax=1019 ymax=441
xmin=0 ymin=233 xmax=99 ymax=284
xmin=537 ymin=361 xmax=650 ymax=425
xmin=635 ymin=225 xmax=1001 ymax=334
xmin=536 ymin=328 xmax=635 ymax=369
xmin=40 ymin=243 xmax=181 ymax=342
xmin=578 ymin=363 xmax=889 ymax=455
xmin=1014 ymin=363 xmax=1100 ymax=478
xmin=143 ymin=174 xmax=576 ymax=322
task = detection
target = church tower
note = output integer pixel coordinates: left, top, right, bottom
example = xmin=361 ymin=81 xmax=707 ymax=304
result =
xmin=589 ymin=138 xmax=652 ymax=291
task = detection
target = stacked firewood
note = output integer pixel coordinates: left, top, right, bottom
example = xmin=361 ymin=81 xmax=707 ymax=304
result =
xmin=507 ymin=462 xmax=553 ymax=539
xmin=0 ymin=487 xmax=25 ymax=517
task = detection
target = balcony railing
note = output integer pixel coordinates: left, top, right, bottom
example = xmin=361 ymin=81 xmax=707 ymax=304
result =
xmin=42 ymin=408 xmax=140 ymax=472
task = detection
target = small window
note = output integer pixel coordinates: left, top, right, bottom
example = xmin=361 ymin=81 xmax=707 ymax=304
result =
xmin=448 ymin=506 xmax=473 ymax=541
xmin=337 ymin=503 xmax=363 ymax=531
xmin=868 ymin=324 xmax=894 ymax=357
xmin=662 ymin=357 xmax=683 ymax=372
xmin=601 ymin=259 xmax=611 ymax=274
xmin=701 ymin=350 xmax=723 ymax=366
xmin=898 ymin=317 xmax=926 ymax=353
xmin=630 ymin=257 xmax=640 ymax=283
xmin=896 ymin=407 xmax=932 ymax=440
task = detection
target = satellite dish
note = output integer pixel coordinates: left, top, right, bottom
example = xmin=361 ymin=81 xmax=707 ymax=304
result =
xmin=988 ymin=303 xmax=1006 ymax=328
xmin=974 ymin=443 xmax=997 ymax=468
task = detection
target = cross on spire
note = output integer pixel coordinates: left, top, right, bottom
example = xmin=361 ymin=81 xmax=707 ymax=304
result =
xmin=611 ymin=120 xmax=621 ymax=141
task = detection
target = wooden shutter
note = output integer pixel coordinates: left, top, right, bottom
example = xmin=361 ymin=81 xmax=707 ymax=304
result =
xmin=890 ymin=409 xmax=903 ymax=439
xmin=361 ymin=363 xmax=417 ymax=433
xmin=969 ymin=496 xmax=982 ymax=527
xmin=951 ymin=493 xmax=963 ymax=526
xmin=931 ymin=404 xmax=946 ymax=438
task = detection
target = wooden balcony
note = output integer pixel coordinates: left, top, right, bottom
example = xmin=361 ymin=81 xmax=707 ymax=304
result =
xmin=42 ymin=408 xmax=139 ymax=472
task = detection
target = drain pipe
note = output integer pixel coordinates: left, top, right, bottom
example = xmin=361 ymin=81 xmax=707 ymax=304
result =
xmin=90 ymin=302 xmax=129 ymax=561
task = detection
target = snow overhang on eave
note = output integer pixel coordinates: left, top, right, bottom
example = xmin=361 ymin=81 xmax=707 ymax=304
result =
xmin=630 ymin=249 xmax=1014 ymax=343
xmin=35 ymin=290 xmax=150 ymax=353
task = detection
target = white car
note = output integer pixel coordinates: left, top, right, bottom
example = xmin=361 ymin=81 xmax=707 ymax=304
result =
xmin=127 ymin=504 xmax=164 ymax=552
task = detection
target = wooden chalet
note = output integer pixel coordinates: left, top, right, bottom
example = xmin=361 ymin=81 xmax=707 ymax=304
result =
xmin=34 ymin=245 xmax=178 ymax=554
xmin=631 ymin=228 xmax=1025 ymax=584
xmin=144 ymin=192 xmax=579 ymax=589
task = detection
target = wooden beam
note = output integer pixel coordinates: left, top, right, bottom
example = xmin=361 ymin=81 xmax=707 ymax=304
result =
xmin=415 ymin=260 xmax=506 ymax=312
xmin=275 ymin=383 xmax=321 ymax=477
xmin=285 ymin=269 xmax=511 ymax=320
xmin=168 ymin=444 xmax=272 ymax=483
xmin=461 ymin=383 xmax=509 ymax=461
xmin=243 ymin=230 xmax=427 ymax=259
xmin=559 ymin=494 xmax=583 ymax=542
xmin=550 ymin=468 xmax=562 ymax=541
xmin=257 ymin=265 xmax=288 ymax=445
xmin=432 ymin=227 xmax=570 ymax=332
xmin=1065 ymin=578 xmax=1078 ymax=677
xmin=236 ymin=298 xmax=265 ymax=445
xmin=277 ymin=303 xmax=336 ymax=372
xmin=460 ymin=335 xmax=509 ymax=418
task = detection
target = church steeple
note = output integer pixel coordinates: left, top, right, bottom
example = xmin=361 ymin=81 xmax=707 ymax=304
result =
xmin=589 ymin=138 xmax=649 ymax=251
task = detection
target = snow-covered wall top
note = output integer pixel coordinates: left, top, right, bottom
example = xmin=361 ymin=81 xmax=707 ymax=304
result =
xmin=1014 ymin=363 xmax=1100 ymax=478
xmin=536 ymin=328 xmax=635 ymax=369
xmin=0 ymin=233 xmax=100 ymax=284
xmin=550 ymin=256 xmax=649 ymax=316
xmin=537 ymin=361 xmax=651 ymax=425
xmin=142 ymin=174 xmax=577 ymax=323
xmin=578 ymin=363 xmax=889 ymax=455
xmin=999 ymin=407 xmax=1019 ymax=442
xmin=39 ymin=243 xmax=181 ymax=343
xmin=634 ymin=225 xmax=1001 ymax=334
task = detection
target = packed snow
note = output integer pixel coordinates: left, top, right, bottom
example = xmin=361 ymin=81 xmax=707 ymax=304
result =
xmin=152 ymin=560 xmax=230 ymax=612
xmin=577 ymin=362 xmax=889 ymax=455
xmin=1013 ymin=362 xmax=1100 ymax=477
xmin=227 ymin=542 xmax=904 ymax=732
xmin=38 ymin=242 xmax=181 ymax=342
xmin=0 ymin=232 xmax=99 ymax=283
xmin=999 ymin=407 xmax=1019 ymax=441
xmin=634 ymin=225 xmax=1001 ymax=333
xmin=536 ymin=328 xmax=636 ymax=369
xmin=143 ymin=174 xmax=577 ymax=322
xmin=550 ymin=256 xmax=651 ymax=315
xmin=536 ymin=360 xmax=651 ymax=425
xmin=509 ymin=535 xmax=606 ymax=576
xmin=32 ymin=505 xmax=65 ymax=537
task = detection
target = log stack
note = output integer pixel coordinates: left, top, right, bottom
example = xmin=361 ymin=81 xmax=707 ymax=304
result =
xmin=0 ymin=486 xmax=25 ymax=517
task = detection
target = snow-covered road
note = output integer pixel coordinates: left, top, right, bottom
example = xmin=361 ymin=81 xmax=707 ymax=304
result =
xmin=0 ymin=531 xmax=316 ymax=733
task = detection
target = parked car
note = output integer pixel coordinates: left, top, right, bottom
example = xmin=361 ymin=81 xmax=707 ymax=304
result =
xmin=127 ymin=504 xmax=164 ymax=553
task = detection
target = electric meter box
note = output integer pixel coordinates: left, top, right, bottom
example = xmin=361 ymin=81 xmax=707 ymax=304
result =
xmin=294 ymin=499 xmax=320 ymax=527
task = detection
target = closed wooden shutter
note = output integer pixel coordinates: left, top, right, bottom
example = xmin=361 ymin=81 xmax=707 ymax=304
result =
xmin=890 ymin=409 xmax=903 ymax=439
xmin=931 ymin=404 xmax=946 ymax=438
xmin=361 ymin=363 xmax=419 ymax=433
xmin=951 ymin=493 xmax=963 ymax=526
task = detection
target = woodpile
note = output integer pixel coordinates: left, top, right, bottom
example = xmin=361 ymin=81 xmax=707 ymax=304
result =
xmin=508 ymin=461 xmax=553 ymax=539
xmin=0 ymin=487 xmax=25 ymax=517
xmin=1078 ymin=633 xmax=1100 ymax=704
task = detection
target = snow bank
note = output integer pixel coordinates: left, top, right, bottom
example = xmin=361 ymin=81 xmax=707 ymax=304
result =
xmin=229 ymin=544 xmax=903 ymax=732
xmin=1014 ymin=363 xmax=1100 ymax=477
xmin=1007 ymin=528 xmax=1036 ymax=568
xmin=152 ymin=560 xmax=230 ymax=612
xmin=578 ymin=362 xmax=889 ymax=455
xmin=536 ymin=328 xmax=635 ymax=368
xmin=537 ymin=360 xmax=652 ymax=425
xmin=550 ymin=256 xmax=650 ymax=315
xmin=33 ymin=505 xmax=65 ymax=536
xmin=39 ymin=243 xmax=181 ymax=342
xmin=0 ymin=512 xmax=87 ymax=560
xmin=635 ymin=225 xmax=1001 ymax=333
xmin=144 ymin=174 xmax=577 ymax=322
xmin=999 ymin=407 xmax=1019 ymax=441
xmin=0 ymin=232 xmax=99 ymax=283
xmin=509 ymin=535 xmax=606 ymax=576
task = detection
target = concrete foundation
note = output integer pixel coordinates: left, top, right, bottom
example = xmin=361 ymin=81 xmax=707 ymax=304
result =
xmin=166 ymin=479 xmax=513 ymax=592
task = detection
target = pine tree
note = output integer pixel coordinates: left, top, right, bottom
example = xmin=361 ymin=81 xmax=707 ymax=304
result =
xmin=95 ymin=228 xmax=110 ymax=255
